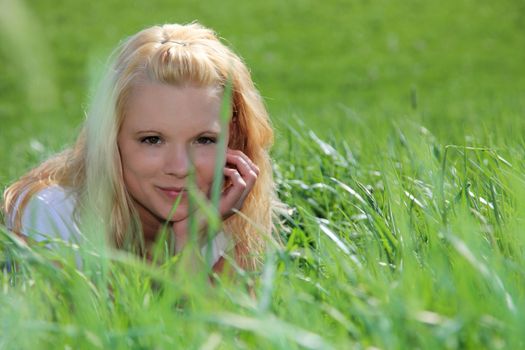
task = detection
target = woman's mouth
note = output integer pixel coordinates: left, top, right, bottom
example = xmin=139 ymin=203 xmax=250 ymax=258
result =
xmin=157 ymin=186 xmax=187 ymax=199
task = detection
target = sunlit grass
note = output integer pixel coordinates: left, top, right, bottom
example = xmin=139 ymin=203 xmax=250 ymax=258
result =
xmin=2 ymin=121 xmax=525 ymax=348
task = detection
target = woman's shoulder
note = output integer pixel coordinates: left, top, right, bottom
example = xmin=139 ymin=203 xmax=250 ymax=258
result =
xmin=29 ymin=184 xmax=74 ymax=204
xmin=17 ymin=185 xmax=81 ymax=243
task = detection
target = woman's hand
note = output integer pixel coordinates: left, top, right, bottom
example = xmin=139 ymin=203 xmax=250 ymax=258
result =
xmin=171 ymin=148 xmax=259 ymax=254
xmin=219 ymin=148 xmax=259 ymax=219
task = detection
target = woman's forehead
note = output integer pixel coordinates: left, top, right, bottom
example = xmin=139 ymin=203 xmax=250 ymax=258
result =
xmin=122 ymin=83 xmax=224 ymax=133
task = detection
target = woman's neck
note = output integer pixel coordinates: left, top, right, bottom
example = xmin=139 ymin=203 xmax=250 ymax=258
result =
xmin=131 ymin=199 xmax=164 ymax=244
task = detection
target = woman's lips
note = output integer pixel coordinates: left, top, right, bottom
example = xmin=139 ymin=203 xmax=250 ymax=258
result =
xmin=157 ymin=186 xmax=187 ymax=199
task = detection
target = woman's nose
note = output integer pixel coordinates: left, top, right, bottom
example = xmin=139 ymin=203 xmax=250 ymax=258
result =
xmin=163 ymin=146 xmax=189 ymax=178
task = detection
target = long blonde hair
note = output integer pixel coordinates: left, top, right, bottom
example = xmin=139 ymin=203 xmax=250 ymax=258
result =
xmin=3 ymin=23 xmax=276 ymax=270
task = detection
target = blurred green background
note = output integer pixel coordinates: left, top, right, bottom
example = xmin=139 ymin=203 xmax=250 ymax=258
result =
xmin=2 ymin=2 xmax=525 ymax=347
xmin=1 ymin=0 xmax=524 ymax=187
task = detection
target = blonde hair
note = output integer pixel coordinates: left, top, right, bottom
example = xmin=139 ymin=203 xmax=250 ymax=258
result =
xmin=2 ymin=23 xmax=276 ymax=270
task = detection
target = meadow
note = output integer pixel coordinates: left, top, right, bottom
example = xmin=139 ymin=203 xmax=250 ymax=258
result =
xmin=1 ymin=0 xmax=525 ymax=348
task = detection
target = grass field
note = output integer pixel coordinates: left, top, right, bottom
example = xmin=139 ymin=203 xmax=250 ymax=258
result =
xmin=1 ymin=0 xmax=525 ymax=348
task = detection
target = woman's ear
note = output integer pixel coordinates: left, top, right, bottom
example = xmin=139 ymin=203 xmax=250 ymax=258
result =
xmin=228 ymin=115 xmax=238 ymax=148
xmin=227 ymin=113 xmax=247 ymax=150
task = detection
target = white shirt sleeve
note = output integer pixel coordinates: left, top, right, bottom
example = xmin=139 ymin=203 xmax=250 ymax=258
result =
xmin=18 ymin=186 xmax=80 ymax=243
xmin=200 ymin=231 xmax=233 ymax=266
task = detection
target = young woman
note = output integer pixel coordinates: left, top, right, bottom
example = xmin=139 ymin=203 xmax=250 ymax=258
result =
xmin=2 ymin=22 xmax=277 ymax=271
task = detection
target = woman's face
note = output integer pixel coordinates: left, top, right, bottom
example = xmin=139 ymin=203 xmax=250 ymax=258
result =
xmin=117 ymin=83 xmax=227 ymax=230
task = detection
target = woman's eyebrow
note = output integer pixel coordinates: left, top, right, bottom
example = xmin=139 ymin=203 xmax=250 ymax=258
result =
xmin=134 ymin=129 xmax=162 ymax=134
xmin=198 ymin=129 xmax=220 ymax=134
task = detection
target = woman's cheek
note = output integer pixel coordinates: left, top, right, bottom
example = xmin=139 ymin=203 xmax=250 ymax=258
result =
xmin=194 ymin=148 xmax=220 ymax=186
xmin=130 ymin=147 xmax=163 ymax=176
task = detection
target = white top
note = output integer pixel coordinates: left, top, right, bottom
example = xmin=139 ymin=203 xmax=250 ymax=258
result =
xmin=7 ymin=185 xmax=230 ymax=266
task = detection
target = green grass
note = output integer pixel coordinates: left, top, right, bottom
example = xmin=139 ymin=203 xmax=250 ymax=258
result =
xmin=1 ymin=0 xmax=525 ymax=348
xmin=2 ymin=124 xmax=525 ymax=349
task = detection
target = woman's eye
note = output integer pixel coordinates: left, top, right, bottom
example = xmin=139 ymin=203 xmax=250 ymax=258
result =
xmin=141 ymin=136 xmax=162 ymax=145
xmin=195 ymin=136 xmax=216 ymax=145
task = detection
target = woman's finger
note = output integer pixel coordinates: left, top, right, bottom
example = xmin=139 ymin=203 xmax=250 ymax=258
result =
xmin=222 ymin=167 xmax=247 ymax=198
xmin=220 ymin=167 xmax=248 ymax=216
xmin=225 ymin=151 xmax=259 ymax=200
xmin=226 ymin=152 xmax=258 ymax=188
xmin=226 ymin=149 xmax=259 ymax=175
xmin=218 ymin=149 xmax=260 ymax=219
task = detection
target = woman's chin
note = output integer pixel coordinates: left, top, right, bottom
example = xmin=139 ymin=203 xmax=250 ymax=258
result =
xmin=164 ymin=208 xmax=192 ymax=223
